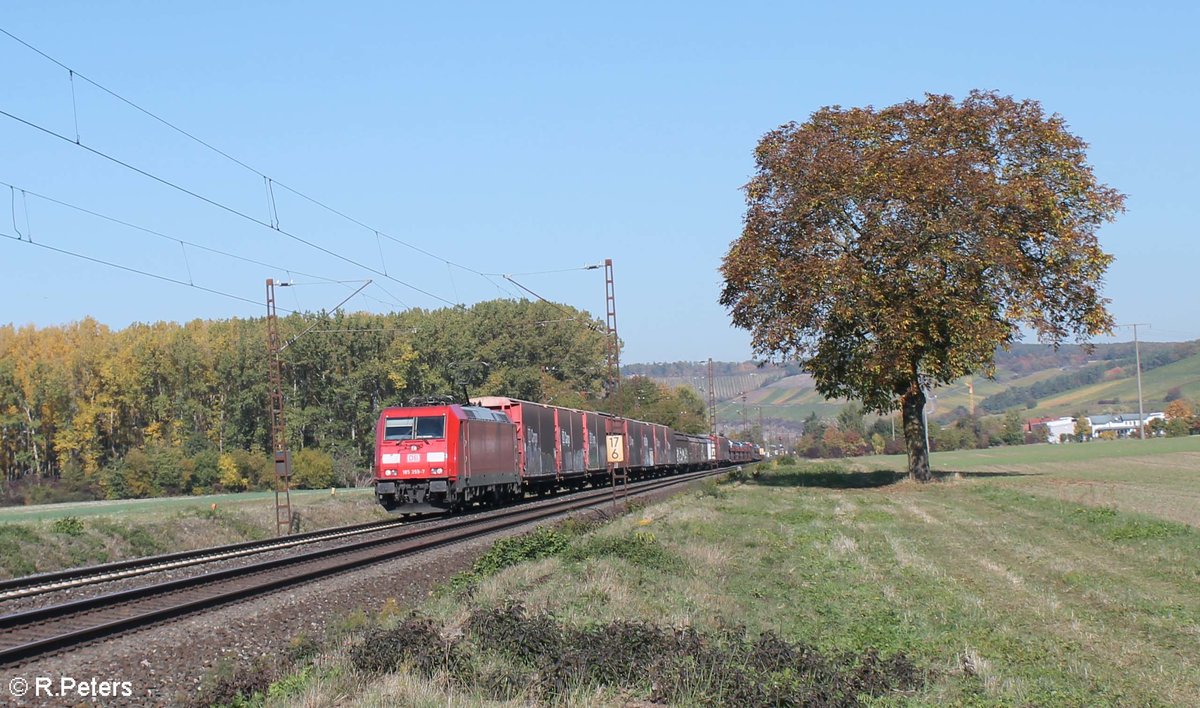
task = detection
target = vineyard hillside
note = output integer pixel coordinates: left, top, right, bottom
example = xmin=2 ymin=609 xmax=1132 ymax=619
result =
xmin=625 ymin=340 xmax=1200 ymax=431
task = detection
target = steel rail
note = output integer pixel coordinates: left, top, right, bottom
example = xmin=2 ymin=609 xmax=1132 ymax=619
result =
xmin=0 ymin=518 xmax=408 ymax=601
xmin=0 ymin=466 xmax=733 ymax=666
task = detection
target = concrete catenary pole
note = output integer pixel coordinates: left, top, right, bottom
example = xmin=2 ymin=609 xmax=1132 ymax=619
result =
xmin=1118 ymin=323 xmax=1150 ymax=439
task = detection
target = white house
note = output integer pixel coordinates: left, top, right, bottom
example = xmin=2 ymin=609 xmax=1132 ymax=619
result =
xmin=1086 ymin=412 xmax=1165 ymax=438
xmin=1043 ymin=417 xmax=1078 ymax=443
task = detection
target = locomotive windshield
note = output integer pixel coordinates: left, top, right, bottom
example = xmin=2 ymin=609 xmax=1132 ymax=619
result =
xmin=384 ymin=415 xmax=445 ymax=441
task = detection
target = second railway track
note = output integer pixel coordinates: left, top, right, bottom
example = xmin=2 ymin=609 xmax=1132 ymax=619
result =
xmin=0 ymin=517 xmax=409 ymax=602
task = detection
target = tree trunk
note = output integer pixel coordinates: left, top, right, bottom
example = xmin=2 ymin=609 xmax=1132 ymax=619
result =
xmin=901 ymin=385 xmax=931 ymax=482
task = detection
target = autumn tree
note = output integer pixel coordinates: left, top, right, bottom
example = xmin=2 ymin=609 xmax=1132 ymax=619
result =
xmin=1073 ymin=415 xmax=1092 ymax=442
xmin=721 ymin=91 xmax=1124 ymax=480
xmin=1164 ymin=399 xmax=1194 ymax=437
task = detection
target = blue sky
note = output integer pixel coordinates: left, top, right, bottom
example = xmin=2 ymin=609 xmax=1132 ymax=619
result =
xmin=2 ymin=1 xmax=1196 ymax=363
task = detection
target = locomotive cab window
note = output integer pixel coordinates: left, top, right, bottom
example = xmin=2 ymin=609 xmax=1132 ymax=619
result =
xmin=415 ymin=415 xmax=445 ymax=439
xmin=384 ymin=415 xmax=445 ymax=441
xmin=384 ymin=417 xmax=414 ymax=441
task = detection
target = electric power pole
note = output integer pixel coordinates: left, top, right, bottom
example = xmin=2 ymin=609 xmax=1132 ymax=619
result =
xmin=603 ymin=258 xmax=627 ymax=505
xmin=707 ymin=358 xmax=716 ymax=435
xmin=266 ymin=279 xmax=292 ymax=536
xmin=1117 ymin=323 xmax=1150 ymax=439
xmin=740 ymin=392 xmax=747 ymax=435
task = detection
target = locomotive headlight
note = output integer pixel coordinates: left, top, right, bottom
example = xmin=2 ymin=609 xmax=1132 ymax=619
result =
xmin=431 ymin=467 xmax=444 ymax=475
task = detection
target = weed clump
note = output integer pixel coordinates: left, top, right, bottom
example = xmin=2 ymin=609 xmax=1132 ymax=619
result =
xmin=468 ymin=602 xmax=563 ymax=663
xmin=1106 ymin=519 xmax=1190 ymax=541
xmin=699 ymin=478 xmax=727 ymax=498
xmin=1071 ymin=505 xmax=1118 ymax=523
xmin=1070 ymin=504 xmax=1191 ymax=541
xmin=355 ymin=603 xmax=926 ymax=706
xmin=565 ymin=529 xmax=683 ymax=571
xmin=52 ymin=516 xmax=85 ymax=536
xmin=189 ymin=656 xmax=277 ymax=707
xmin=349 ymin=616 xmax=461 ymax=676
xmin=449 ymin=525 xmax=571 ymax=592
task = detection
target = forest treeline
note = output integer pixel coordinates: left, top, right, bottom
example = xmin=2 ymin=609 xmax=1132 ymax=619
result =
xmin=0 ymin=300 xmax=706 ymax=504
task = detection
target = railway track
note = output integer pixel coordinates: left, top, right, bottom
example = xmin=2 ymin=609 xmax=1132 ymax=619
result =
xmin=0 ymin=518 xmax=407 ymax=601
xmin=0 ymin=466 xmax=733 ymax=666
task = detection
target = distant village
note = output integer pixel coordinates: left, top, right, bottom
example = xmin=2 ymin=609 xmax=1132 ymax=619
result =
xmin=1026 ymin=412 xmax=1167 ymax=443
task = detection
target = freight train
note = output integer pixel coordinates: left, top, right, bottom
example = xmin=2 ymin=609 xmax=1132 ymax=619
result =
xmin=373 ymin=396 xmax=758 ymax=513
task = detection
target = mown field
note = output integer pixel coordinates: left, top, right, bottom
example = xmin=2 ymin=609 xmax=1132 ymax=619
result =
xmin=222 ymin=439 xmax=1200 ymax=706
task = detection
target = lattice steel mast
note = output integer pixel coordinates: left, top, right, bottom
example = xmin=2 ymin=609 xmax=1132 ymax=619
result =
xmin=603 ymin=258 xmax=627 ymax=504
xmin=266 ymin=279 xmax=293 ymax=535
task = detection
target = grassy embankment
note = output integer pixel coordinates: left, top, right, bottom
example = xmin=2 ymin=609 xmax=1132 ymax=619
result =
xmin=0 ymin=487 xmax=386 ymax=578
xmin=209 ymin=437 xmax=1200 ymax=706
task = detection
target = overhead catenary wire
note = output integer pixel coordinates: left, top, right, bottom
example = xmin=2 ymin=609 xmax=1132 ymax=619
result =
xmin=487 ymin=264 xmax=605 ymax=277
xmin=1 ymin=228 xmax=289 ymax=312
xmin=0 ymin=27 xmax=508 ymax=294
xmin=503 ymin=273 xmax=602 ymax=332
xmin=0 ymin=178 xmax=408 ymax=311
xmin=0 ymin=106 xmax=455 ymax=306
xmin=1 ymin=27 xmax=609 ymax=338
xmin=280 ymin=280 xmax=373 ymax=351
xmin=9 ymin=185 xmax=25 ymax=240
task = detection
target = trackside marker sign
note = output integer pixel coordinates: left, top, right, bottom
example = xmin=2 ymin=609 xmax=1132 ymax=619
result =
xmin=606 ymin=434 xmax=625 ymax=463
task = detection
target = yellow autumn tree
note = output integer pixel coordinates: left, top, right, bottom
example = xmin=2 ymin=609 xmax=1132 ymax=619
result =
xmin=217 ymin=452 xmax=247 ymax=492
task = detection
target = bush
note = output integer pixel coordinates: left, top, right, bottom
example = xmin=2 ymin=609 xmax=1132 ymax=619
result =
xmin=52 ymin=516 xmax=85 ymax=536
xmin=459 ymin=604 xmax=924 ymax=704
xmin=449 ymin=526 xmax=572 ymax=592
xmin=349 ymin=617 xmax=460 ymax=675
xmin=291 ymin=448 xmax=335 ymax=489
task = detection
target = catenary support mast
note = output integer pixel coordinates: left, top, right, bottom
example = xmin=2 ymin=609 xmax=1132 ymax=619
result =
xmin=266 ymin=279 xmax=293 ymax=535
xmin=603 ymin=259 xmax=627 ymax=505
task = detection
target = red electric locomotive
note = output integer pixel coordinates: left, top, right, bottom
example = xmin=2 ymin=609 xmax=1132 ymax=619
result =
xmin=373 ymin=403 xmax=520 ymax=512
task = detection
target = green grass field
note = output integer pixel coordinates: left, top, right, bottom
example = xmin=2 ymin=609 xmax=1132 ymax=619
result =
xmin=0 ymin=487 xmax=385 ymax=578
xmin=231 ymin=440 xmax=1200 ymax=706
xmin=861 ymin=436 xmax=1200 ymax=528
xmin=0 ymin=486 xmax=372 ymax=523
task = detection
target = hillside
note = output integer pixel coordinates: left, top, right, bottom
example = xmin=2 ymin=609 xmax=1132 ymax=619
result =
xmin=626 ymin=340 xmax=1200 ymax=431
